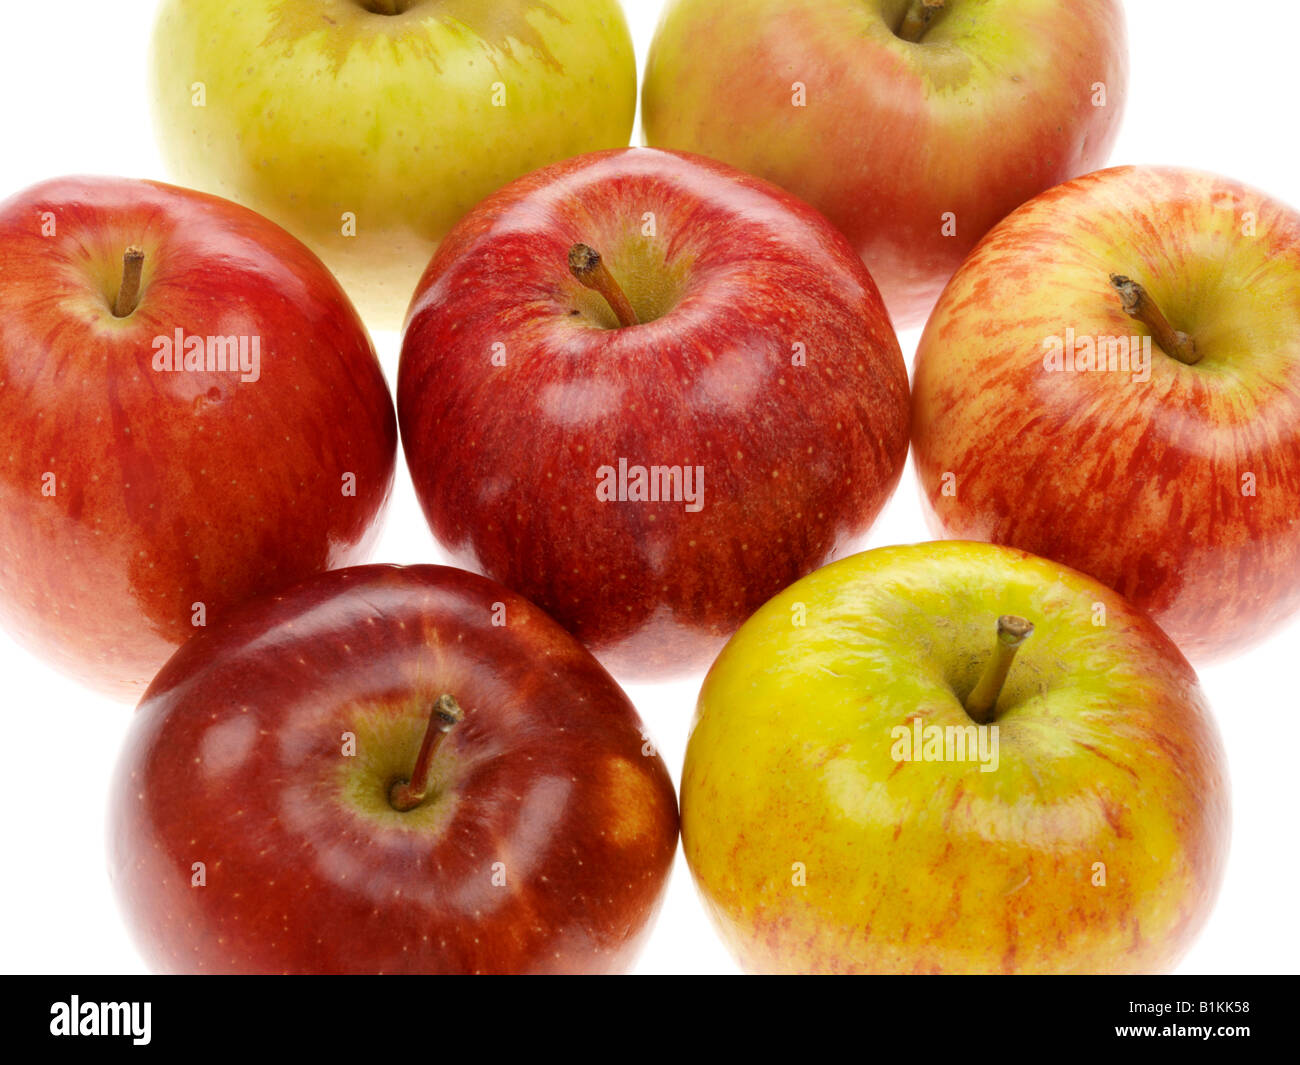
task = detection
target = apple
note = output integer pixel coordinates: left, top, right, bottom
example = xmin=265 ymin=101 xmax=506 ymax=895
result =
xmin=0 ymin=176 xmax=396 ymax=698
xmin=912 ymin=165 xmax=1300 ymax=661
xmin=150 ymin=0 xmax=637 ymax=331
xmin=642 ymin=0 xmax=1128 ymax=328
xmin=682 ymin=540 xmax=1229 ymax=974
xmin=398 ymin=148 xmax=910 ymax=681
xmin=108 ymin=563 xmax=679 ymax=974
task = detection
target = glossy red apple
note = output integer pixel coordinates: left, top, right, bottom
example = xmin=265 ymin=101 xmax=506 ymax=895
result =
xmin=642 ymin=0 xmax=1129 ymax=328
xmin=108 ymin=564 xmax=679 ymax=975
xmin=0 ymin=176 xmax=396 ymax=697
xmin=913 ymin=165 xmax=1300 ymax=660
xmin=398 ymin=148 xmax=910 ymax=680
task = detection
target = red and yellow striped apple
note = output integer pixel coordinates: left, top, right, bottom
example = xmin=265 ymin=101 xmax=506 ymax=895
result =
xmin=913 ymin=165 xmax=1300 ymax=661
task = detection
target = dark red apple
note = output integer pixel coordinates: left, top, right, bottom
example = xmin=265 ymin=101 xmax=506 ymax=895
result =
xmin=398 ymin=148 xmax=910 ymax=680
xmin=108 ymin=564 xmax=679 ymax=975
xmin=0 ymin=176 xmax=396 ymax=697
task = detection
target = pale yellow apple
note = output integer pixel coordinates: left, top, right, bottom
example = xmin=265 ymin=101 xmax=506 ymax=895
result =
xmin=151 ymin=0 xmax=636 ymax=330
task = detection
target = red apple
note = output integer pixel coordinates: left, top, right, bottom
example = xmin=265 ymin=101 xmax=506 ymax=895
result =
xmin=108 ymin=563 xmax=679 ymax=975
xmin=398 ymin=148 xmax=910 ymax=680
xmin=642 ymin=0 xmax=1128 ymax=328
xmin=913 ymin=165 xmax=1300 ymax=661
xmin=0 ymin=176 xmax=396 ymax=697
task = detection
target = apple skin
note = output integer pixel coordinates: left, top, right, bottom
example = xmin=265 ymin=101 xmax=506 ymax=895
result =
xmin=642 ymin=0 xmax=1127 ymax=328
xmin=150 ymin=0 xmax=637 ymax=331
xmin=398 ymin=148 xmax=910 ymax=681
xmin=682 ymin=541 xmax=1229 ymax=975
xmin=108 ymin=564 xmax=678 ymax=975
xmin=0 ymin=176 xmax=396 ymax=699
xmin=913 ymin=166 xmax=1300 ymax=662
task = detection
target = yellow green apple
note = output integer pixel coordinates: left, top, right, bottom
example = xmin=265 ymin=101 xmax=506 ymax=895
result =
xmin=682 ymin=541 xmax=1229 ymax=974
xmin=150 ymin=0 xmax=636 ymax=330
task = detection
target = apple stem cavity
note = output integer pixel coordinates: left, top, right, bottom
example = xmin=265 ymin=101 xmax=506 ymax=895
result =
xmin=388 ymin=693 xmax=464 ymax=812
xmin=113 ymin=246 xmax=146 ymax=319
xmin=1109 ymin=274 xmax=1201 ymax=366
xmin=897 ymin=0 xmax=947 ymax=43
xmin=568 ymin=243 xmax=640 ymax=328
xmin=964 ymin=615 xmax=1033 ymax=725
xmin=363 ymin=0 xmax=410 ymax=14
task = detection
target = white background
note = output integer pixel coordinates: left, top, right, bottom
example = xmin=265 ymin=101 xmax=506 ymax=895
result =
xmin=1 ymin=0 xmax=1297 ymax=975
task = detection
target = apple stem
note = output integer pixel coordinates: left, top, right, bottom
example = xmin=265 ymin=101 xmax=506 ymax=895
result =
xmin=897 ymin=0 xmax=946 ymax=42
xmin=388 ymin=694 xmax=464 ymax=812
xmin=113 ymin=246 xmax=146 ymax=319
xmin=964 ymin=615 xmax=1033 ymax=725
xmin=1109 ymin=274 xmax=1201 ymax=366
xmin=568 ymin=243 xmax=639 ymax=328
